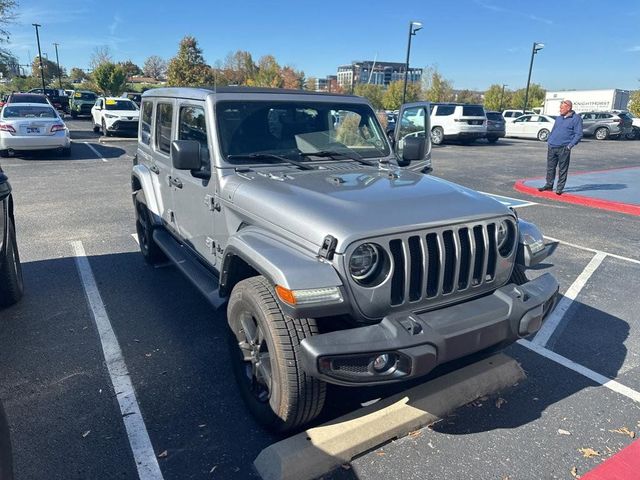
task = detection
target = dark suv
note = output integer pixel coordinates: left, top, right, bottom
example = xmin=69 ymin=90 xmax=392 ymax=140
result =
xmin=27 ymin=88 xmax=69 ymax=113
xmin=580 ymin=111 xmax=633 ymax=140
xmin=485 ymin=111 xmax=506 ymax=143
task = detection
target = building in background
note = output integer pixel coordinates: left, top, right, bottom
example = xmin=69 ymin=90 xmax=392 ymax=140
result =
xmin=337 ymin=61 xmax=422 ymax=91
xmin=314 ymin=75 xmax=338 ymax=92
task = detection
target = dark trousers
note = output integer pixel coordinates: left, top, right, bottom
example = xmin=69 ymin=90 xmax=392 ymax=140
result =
xmin=546 ymin=145 xmax=571 ymax=191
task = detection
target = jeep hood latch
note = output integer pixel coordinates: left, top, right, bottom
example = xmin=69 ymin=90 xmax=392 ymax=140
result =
xmin=318 ymin=235 xmax=338 ymax=261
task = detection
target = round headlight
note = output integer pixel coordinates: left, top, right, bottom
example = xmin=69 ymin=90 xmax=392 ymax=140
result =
xmin=497 ymin=220 xmax=509 ymax=249
xmin=349 ymin=243 xmax=380 ymax=282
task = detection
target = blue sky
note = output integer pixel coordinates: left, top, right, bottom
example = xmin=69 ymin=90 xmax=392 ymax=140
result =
xmin=6 ymin=0 xmax=640 ymax=92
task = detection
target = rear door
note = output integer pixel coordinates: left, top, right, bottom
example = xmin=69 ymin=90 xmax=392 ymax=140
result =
xmin=581 ymin=113 xmax=597 ymax=134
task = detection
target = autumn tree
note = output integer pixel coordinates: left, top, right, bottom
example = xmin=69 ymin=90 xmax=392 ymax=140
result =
xmin=69 ymin=67 xmax=88 ymax=82
xmin=455 ymin=89 xmax=482 ymax=104
xmin=220 ymin=50 xmax=256 ymax=85
xmin=93 ymin=62 xmax=127 ymax=95
xmin=628 ymin=90 xmax=640 ymax=117
xmin=0 ymin=0 xmax=16 ymax=60
xmin=167 ymin=36 xmax=214 ymax=86
xmin=118 ymin=60 xmax=142 ymax=78
xmin=483 ymin=84 xmax=511 ymax=111
xmin=31 ymin=56 xmax=62 ymax=83
xmin=305 ymin=76 xmax=317 ymax=91
xmin=90 ymin=45 xmax=113 ymax=70
xmin=383 ymin=80 xmax=421 ymax=110
xmin=354 ymin=84 xmax=385 ymax=110
xmin=281 ymin=66 xmax=304 ymax=89
xmin=143 ymin=55 xmax=167 ymax=80
xmin=423 ymin=68 xmax=454 ymax=102
xmin=247 ymin=55 xmax=283 ymax=88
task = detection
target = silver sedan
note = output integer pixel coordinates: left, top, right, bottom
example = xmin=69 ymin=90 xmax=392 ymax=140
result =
xmin=0 ymin=103 xmax=71 ymax=157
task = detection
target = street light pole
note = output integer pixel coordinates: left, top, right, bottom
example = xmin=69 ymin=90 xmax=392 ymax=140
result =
xmin=500 ymin=84 xmax=508 ymax=111
xmin=523 ymin=42 xmax=544 ymax=113
xmin=402 ymin=21 xmax=422 ymax=105
xmin=32 ymin=23 xmax=46 ymax=92
xmin=53 ymin=43 xmax=62 ymax=89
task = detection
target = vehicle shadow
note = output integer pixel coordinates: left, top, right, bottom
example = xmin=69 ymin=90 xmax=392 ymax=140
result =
xmin=5 ymin=143 xmax=127 ymax=161
xmin=563 ymin=183 xmax=627 ymax=193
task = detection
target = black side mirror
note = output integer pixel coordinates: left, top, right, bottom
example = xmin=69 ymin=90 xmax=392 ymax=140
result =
xmin=398 ymin=136 xmax=426 ymax=167
xmin=171 ymin=140 xmax=202 ymax=170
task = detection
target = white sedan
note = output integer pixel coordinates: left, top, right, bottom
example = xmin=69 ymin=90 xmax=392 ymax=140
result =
xmin=91 ymin=97 xmax=139 ymax=137
xmin=505 ymin=114 xmax=557 ymax=141
xmin=0 ymin=103 xmax=71 ymax=157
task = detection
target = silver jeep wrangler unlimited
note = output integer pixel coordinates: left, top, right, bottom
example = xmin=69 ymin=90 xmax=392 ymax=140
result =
xmin=132 ymin=87 xmax=558 ymax=432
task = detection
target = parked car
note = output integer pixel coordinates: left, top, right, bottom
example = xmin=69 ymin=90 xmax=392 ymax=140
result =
xmin=505 ymin=114 xmax=556 ymax=141
xmin=68 ymin=90 xmax=98 ymax=118
xmin=428 ymin=103 xmax=487 ymax=145
xmin=121 ymin=92 xmax=142 ymax=107
xmin=5 ymin=93 xmax=50 ymax=106
xmin=131 ymin=87 xmax=557 ymax=433
xmin=0 ymin=94 xmax=7 ymax=109
xmin=502 ymin=109 xmax=534 ymax=123
xmin=484 ymin=111 xmax=506 ymax=143
xmin=27 ymin=88 xmax=69 ymax=113
xmin=0 ymin=103 xmax=71 ymax=157
xmin=580 ymin=111 xmax=633 ymax=140
xmin=91 ymin=97 xmax=139 ymax=136
xmin=0 ymin=165 xmax=23 ymax=308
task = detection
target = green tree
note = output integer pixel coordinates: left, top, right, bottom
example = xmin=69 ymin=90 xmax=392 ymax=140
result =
xmin=382 ymin=80 xmax=421 ymax=110
xmin=167 ymin=36 xmax=214 ymax=87
xmin=220 ymin=50 xmax=256 ymax=86
xmin=89 ymin=45 xmax=113 ymax=70
xmin=93 ymin=62 xmax=127 ymax=95
xmin=509 ymin=84 xmax=545 ymax=110
xmin=483 ymin=84 xmax=511 ymax=111
xmin=69 ymin=67 xmax=88 ymax=82
xmin=118 ymin=60 xmax=142 ymax=78
xmin=8 ymin=75 xmax=41 ymax=92
xmin=628 ymin=90 xmax=640 ymax=117
xmin=143 ymin=55 xmax=167 ymax=80
xmin=423 ymin=69 xmax=454 ymax=102
xmin=354 ymin=83 xmax=385 ymax=110
xmin=0 ymin=0 xmax=17 ymax=58
xmin=305 ymin=76 xmax=317 ymax=91
xmin=247 ymin=55 xmax=283 ymax=88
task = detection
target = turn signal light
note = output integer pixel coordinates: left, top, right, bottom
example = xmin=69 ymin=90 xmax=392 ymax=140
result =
xmin=0 ymin=124 xmax=16 ymax=134
xmin=50 ymin=124 xmax=66 ymax=133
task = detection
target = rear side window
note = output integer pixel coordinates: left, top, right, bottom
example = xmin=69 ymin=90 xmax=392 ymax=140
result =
xmin=435 ymin=105 xmax=455 ymax=116
xmin=155 ymin=103 xmax=173 ymax=154
xmin=462 ymin=105 xmax=485 ymax=116
xmin=140 ymin=101 xmax=153 ymax=145
xmin=486 ymin=112 xmax=503 ymax=121
xmin=596 ymin=113 xmax=612 ymax=119
xmin=179 ymin=105 xmax=209 ymax=165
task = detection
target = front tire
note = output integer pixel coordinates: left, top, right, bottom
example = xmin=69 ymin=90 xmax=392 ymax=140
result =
xmin=102 ymin=120 xmax=110 ymax=137
xmin=487 ymin=137 xmax=499 ymax=144
xmin=537 ymin=129 xmax=550 ymax=142
xmin=431 ymin=126 xmax=444 ymax=145
xmin=0 ymin=217 xmax=24 ymax=307
xmin=134 ymin=192 xmax=165 ymax=265
xmin=227 ymin=276 xmax=326 ymax=433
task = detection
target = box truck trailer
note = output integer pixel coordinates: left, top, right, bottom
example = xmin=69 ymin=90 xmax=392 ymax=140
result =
xmin=543 ymin=89 xmax=630 ymax=115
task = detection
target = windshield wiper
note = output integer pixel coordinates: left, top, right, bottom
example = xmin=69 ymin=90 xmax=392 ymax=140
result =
xmin=299 ymin=150 xmax=376 ymax=167
xmin=226 ymin=153 xmax=314 ymax=170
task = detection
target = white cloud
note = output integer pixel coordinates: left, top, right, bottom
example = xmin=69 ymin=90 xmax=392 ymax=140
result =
xmin=109 ymin=16 xmax=122 ymax=36
xmin=626 ymin=45 xmax=640 ymax=52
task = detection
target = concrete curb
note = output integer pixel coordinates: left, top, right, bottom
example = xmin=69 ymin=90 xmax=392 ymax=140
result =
xmin=98 ymin=137 xmax=136 ymax=143
xmin=254 ymin=354 xmax=525 ymax=480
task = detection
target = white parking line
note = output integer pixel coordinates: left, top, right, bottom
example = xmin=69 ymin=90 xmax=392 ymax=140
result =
xmin=479 ymin=191 xmax=538 ymax=208
xmin=533 ymin=252 xmax=607 ymax=347
xmin=71 ymin=241 xmax=164 ymax=480
xmin=545 ymin=235 xmax=640 ymax=265
xmin=132 ymin=233 xmax=139 ymax=245
xmin=519 ymin=339 xmax=640 ymax=403
xmin=83 ymin=142 xmax=108 ymax=162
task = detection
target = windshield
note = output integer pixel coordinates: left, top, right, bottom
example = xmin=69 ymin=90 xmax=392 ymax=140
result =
xmin=76 ymin=92 xmax=97 ymax=101
xmin=105 ymin=99 xmax=137 ymax=111
xmin=2 ymin=105 xmax=57 ymax=118
xmin=216 ymin=100 xmax=389 ymax=163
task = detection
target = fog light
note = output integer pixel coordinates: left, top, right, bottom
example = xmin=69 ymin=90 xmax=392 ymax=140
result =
xmin=372 ymin=354 xmax=394 ymax=373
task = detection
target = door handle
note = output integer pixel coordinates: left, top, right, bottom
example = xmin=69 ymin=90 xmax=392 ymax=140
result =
xmin=170 ymin=177 xmax=183 ymax=189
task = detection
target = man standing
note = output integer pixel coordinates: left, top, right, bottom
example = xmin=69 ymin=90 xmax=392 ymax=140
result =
xmin=538 ymin=100 xmax=583 ymax=195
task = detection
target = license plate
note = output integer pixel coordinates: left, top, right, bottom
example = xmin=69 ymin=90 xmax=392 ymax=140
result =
xmin=26 ymin=127 xmax=41 ymax=134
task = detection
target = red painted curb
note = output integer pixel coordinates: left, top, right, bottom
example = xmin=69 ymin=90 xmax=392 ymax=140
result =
xmin=514 ymin=180 xmax=640 ymax=216
xmin=581 ymin=439 xmax=640 ymax=480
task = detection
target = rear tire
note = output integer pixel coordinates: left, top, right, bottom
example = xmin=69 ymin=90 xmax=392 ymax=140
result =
xmin=71 ymin=111 xmax=78 ymax=119
xmin=227 ymin=276 xmax=326 ymax=433
xmin=487 ymin=137 xmax=499 ymax=144
xmin=92 ymin=124 xmax=100 ymax=133
xmin=537 ymin=129 xmax=550 ymax=142
xmin=0 ymin=217 xmax=24 ymax=307
xmin=134 ymin=192 xmax=165 ymax=265
xmin=594 ymin=127 xmax=609 ymax=140
xmin=61 ymin=146 xmax=71 ymax=158
xmin=0 ymin=150 xmax=7 ymax=158
xmin=431 ymin=126 xmax=444 ymax=145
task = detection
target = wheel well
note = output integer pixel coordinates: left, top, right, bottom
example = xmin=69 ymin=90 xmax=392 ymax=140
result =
xmin=220 ymin=254 xmax=260 ymax=297
xmin=131 ymin=175 xmax=141 ymax=193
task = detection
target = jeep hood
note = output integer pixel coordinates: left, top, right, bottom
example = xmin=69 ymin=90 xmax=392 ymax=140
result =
xmin=227 ymin=167 xmax=510 ymax=253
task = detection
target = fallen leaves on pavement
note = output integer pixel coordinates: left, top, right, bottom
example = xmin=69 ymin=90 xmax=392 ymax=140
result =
xmin=610 ymin=426 xmax=635 ymax=438
xmin=578 ymin=448 xmax=600 ymax=458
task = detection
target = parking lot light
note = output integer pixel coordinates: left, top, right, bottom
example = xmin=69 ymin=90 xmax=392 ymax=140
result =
xmin=402 ymin=21 xmax=423 ymax=105
xmin=523 ymin=42 xmax=544 ymax=113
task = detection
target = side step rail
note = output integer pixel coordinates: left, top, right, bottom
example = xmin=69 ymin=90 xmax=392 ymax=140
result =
xmin=152 ymin=229 xmax=226 ymax=310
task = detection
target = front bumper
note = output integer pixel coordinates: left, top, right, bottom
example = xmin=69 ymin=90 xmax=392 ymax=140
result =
xmin=300 ymin=273 xmax=558 ymax=386
xmin=106 ymin=119 xmax=138 ymax=133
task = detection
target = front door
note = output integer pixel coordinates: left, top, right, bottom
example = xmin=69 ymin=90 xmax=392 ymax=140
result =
xmin=396 ymin=102 xmax=432 ymax=172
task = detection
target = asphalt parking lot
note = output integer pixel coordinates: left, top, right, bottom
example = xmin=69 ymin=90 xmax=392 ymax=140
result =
xmin=0 ymin=119 xmax=639 ymax=480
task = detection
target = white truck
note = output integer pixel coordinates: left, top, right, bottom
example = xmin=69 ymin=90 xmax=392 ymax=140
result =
xmin=542 ymin=89 xmax=630 ymax=115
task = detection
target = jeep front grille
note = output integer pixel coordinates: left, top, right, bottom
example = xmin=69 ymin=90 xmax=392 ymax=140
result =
xmin=388 ymin=223 xmax=500 ymax=306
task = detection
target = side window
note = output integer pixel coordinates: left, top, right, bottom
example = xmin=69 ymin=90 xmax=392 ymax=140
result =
xmin=140 ymin=100 xmax=153 ymax=146
xmin=435 ymin=105 xmax=455 ymax=116
xmin=155 ymin=102 xmax=173 ymax=154
xmin=398 ymin=106 xmax=426 ymax=158
xmin=179 ymin=105 xmax=209 ymax=165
